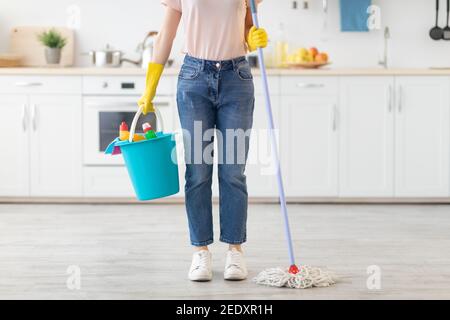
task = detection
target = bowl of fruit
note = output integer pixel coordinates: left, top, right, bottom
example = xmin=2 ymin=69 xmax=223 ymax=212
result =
xmin=286 ymin=47 xmax=330 ymax=69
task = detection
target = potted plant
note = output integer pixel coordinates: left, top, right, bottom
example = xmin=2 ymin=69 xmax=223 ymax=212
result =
xmin=37 ymin=29 xmax=67 ymax=65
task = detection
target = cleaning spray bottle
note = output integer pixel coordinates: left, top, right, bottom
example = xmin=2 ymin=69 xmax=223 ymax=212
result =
xmin=142 ymin=122 xmax=157 ymax=140
xmin=119 ymin=121 xmax=145 ymax=142
xmin=119 ymin=122 xmax=129 ymax=141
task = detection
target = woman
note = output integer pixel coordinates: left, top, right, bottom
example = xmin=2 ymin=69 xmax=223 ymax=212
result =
xmin=138 ymin=0 xmax=268 ymax=282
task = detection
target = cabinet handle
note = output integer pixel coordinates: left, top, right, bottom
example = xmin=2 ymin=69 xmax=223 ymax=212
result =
xmin=297 ymin=83 xmax=325 ymax=89
xmin=332 ymin=104 xmax=338 ymax=131
xmin=388 ymin=85 xmax=393 ymax=112
xmin=31 ymin=104 xmax=37 ymax=131
xmin=14 ymin=82 xmax=43 ymax=87
xmin=398 ymin=85 xmax=403 ymax=113
xmin=21 ymin=104 xmax=28 ymax=131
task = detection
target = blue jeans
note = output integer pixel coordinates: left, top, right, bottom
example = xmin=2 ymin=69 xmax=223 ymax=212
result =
xmin=177 ymin=55 xmax=255 ymax=246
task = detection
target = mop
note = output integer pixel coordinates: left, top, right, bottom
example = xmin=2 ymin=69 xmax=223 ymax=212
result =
xmin=249 ymin=0 xmax=337 ymax=289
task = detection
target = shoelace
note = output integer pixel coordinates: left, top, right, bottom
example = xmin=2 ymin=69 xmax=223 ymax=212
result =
xmin=193 ymin=252 xmax=210 ymax=271
xmin=226 ymin=250 xmax=244 ymax=270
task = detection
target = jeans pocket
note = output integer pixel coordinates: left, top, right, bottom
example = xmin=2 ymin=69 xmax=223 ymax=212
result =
xmin=236 ymin=64 xmax=253 ymax=81
xmin=179 ymin=64 xmax=200 ymax=80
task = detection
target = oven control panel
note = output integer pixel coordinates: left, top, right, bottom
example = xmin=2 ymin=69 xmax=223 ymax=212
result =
xmin=82 ymin=76 xmax=174 ymax=96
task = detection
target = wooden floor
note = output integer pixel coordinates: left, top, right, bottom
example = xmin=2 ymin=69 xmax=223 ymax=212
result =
xmin=0 ymin=203 xmax=449 ymax=300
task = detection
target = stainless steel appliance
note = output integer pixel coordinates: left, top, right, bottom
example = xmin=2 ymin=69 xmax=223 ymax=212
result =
xmin=87 ymin=44 xmax=139 ymax=68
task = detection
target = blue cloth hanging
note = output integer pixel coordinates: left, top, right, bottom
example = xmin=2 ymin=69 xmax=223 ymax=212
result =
xmin=340 ymin=0 xmax=372 ymax=32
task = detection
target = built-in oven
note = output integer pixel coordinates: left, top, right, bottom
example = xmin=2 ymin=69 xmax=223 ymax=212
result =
xmin=83 ymin=95 xmax=172 ymax=165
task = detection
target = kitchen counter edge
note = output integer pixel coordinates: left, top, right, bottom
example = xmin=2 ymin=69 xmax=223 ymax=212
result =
xmin=2 ymin=67 xmax=450 ymax=76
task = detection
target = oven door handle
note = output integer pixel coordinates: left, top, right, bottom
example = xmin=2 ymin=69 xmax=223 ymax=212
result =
xmin=85 ymin=101 xmax=170 ymax=109
xmin=129 ymin=106 xmax=164 ymax=143
xmin=85 ymin=102 xmax=137 ymax=108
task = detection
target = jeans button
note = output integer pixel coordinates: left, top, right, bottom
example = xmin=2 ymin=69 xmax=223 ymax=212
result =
xmin=216 ymin=63 xmax=220 ymax=69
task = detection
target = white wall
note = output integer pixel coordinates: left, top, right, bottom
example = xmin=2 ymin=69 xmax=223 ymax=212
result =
xmin=0 ymin=0 xmax=449 ymax=68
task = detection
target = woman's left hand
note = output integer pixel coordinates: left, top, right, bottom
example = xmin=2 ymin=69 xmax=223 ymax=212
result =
xmin=247 ymin=26 xmax=268 ymax=52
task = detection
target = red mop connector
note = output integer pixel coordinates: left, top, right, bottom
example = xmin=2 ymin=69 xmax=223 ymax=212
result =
xmin=289 ymin=265 xmax=299 ymax=274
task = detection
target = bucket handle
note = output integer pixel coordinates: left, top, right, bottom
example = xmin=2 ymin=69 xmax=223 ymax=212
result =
xmin=129 ymin=106 xmax=165 ymax=143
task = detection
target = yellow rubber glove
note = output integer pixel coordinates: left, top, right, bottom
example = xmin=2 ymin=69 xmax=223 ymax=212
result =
xmin=138 ymin=62 xmax=164 ymax=115
xmin=247 ymin=26 xmax=268 ymax=52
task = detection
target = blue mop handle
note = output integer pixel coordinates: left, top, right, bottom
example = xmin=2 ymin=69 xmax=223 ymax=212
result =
xmin=249 ymin=0 xmax=296 ymax=268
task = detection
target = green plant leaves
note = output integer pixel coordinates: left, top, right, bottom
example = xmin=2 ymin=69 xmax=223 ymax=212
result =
xmin=37 ymin=29 xmax=67 ymax=49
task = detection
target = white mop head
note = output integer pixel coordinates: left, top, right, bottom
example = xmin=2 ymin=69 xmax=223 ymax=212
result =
xmin=253 ymin=266 xmax=337 ymax=289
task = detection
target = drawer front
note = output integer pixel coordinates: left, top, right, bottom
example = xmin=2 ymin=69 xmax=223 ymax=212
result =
xmin=83 ymin=167 xmax=135 ymax=197
xmin=0 ymin=76 xmax=82 ymax=94
xmin=281 ymin=76 xmax=338 ymax=96
xmin=82 ymin=76 xmax=174 ymax=95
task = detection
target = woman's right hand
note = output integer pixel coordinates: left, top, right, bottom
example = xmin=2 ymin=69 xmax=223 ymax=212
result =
xmin=138 ymin=62 xmax=164 ymax=115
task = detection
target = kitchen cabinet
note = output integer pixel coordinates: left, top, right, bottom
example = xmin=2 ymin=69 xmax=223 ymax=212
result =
xmin=243 ymin=76 xmax=281 ymax=197
xmin=0 ymin=76 xmax=82 ymax=197
xmin=339 ymin=77 xmax=395 ymax=197
xmin=84 ymin=167 xmax=134 ymax=197
xmin=394 ymin=77 xmax=450 ymax=197
xmin=339 ymin=76 xmax=450 ymax=198
xmin=0 ymin=95 xmax=30 ymax=196
xmin=280 ymin=76 xmax=339 ymax=197
xmin=281 ymin=95 xmax=339 ymax=197
xmin=1 ymin=72 xmax=450 ymax=201
xmin=29 ymin=95 xmax=82 ymax=196
xmin=246 ymin=94 xmax=280 ymax=197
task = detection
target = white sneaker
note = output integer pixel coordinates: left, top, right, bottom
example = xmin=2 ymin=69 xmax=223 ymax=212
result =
xmin=224 ymin=249 xmax=248 ymax=281
xmin=188 ymin=250 xmax=212 ymax=281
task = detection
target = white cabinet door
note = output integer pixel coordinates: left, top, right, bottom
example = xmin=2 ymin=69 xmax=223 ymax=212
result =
xmin=281 ymin=96 xmax=338 ymax=197
xmin=339 ymin=77 xmax=395 ymax=197
xmin=395 ymin=77 xmax=450 ymax=197
xmin=246 ymin=95 xmax=280 ymax=197
xmin=0 ymin=95 xmax=30 ymax=196
xmin=29 ymin=95 xmax=83 ymax=196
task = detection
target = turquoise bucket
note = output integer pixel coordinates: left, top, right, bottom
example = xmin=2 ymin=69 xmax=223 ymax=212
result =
xmin=109 ymin=107 xmax=179 ymax=201
xmin=117 ymin=134 xmax=179 ymax=201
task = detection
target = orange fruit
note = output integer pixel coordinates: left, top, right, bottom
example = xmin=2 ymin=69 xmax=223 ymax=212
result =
xmin=315 ymin=52 xmax=329 ymax=63
xmin=309 ymin=47 xmax=319 ymax=58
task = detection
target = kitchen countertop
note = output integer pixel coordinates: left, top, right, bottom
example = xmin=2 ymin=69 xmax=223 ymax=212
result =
xmin=2 ymin=67 xmax=450 ymax=76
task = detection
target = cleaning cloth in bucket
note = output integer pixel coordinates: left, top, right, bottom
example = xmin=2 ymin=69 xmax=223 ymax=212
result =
xmin=105 ymin=137 xmax=122 ymax=155
xmin=340 ymin=0 xmax=372 ymax=32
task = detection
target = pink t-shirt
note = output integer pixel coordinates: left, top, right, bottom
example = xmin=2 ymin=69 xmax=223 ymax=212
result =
xmin=162 ymin=0 xmax=261 ymax=61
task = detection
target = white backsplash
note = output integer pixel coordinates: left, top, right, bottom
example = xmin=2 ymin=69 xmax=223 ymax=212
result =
xmin=0 ymin=0 xmax=449 ymax=68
